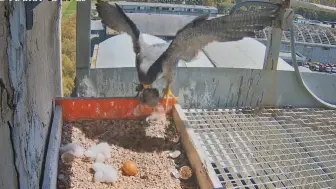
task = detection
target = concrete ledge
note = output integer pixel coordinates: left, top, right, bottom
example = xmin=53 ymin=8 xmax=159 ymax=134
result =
xmin=42 ymin=106 xmax=63 ymax=189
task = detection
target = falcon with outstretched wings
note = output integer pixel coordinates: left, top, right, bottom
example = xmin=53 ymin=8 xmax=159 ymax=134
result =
xmin=95 ymin=0 xmax=280 ymax=109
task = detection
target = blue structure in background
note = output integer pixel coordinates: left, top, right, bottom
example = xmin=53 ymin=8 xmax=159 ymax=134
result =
xmin=90 ymin=20 xmax=109 ymax=58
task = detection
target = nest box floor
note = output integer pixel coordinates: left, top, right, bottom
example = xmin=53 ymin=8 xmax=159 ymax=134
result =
xmin=57 ymin=117 xmax=198 ymax=189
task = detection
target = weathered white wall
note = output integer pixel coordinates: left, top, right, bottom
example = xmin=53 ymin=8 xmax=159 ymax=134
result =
xmin=0 ymin=2 xmax=17 ymax=189
xmin=0 ymin=1 xmax=61 ymax=189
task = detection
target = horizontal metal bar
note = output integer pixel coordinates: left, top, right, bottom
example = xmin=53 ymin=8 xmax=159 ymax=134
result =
xmin=257 ymin=38 xmax=336 ymax=48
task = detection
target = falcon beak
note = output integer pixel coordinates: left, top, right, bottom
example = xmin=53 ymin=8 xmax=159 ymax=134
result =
xmin=135 ymin=84 xmax=154 ymax=99
xmin=142 ymin=84 xmax=150 ymax=89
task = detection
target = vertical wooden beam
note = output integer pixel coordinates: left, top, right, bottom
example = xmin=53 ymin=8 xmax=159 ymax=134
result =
xmin=262 ymin=27 xmax=283 ymax=70
xmin=58 ymin=0 xmax=63 ymax=97
xmin=41 ymin=106 xmax=63 ymax=189
xmin=76 ymin=0 xmax=91 ymax=70
xmin=76 ymin=0 xmax=91 ymax=95
xmin=262 ymin=0 xmax=292 ymax=70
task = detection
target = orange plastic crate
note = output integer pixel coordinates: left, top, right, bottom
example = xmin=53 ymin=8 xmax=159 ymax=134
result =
xmin=55 ymin=97 xmax=177 ymax=121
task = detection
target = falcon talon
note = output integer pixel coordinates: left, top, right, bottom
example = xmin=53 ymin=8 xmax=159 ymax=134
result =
xmin=138 ymin=88 xmax=160 ymax=107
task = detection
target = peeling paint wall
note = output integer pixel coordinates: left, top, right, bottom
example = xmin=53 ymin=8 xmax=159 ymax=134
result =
xmin=0 ymin=1 xmax=61 ymax=189
xmin=77 ymin=67 xmax=336 ymax=108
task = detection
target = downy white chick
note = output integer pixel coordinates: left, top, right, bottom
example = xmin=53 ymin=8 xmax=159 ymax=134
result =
xmin=84 ymin=142 xmax=111 ymax=163
xmin=92 ymin=162 xmax=118 ymax=183
xmin=59 ymin=143 xmax=84 ymax=158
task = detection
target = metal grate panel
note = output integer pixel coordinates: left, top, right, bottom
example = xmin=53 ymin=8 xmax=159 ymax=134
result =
xmin=182 ymin=107 xmax=336 ymax=189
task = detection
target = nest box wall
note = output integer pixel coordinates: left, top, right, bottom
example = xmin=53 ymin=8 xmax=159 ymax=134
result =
xmin=0 ymin=1 xmax=61 ymax=189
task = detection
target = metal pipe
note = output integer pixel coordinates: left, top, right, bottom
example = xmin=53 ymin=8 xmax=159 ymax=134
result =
xmin=257 ymin=39 xmax=336 ymax=49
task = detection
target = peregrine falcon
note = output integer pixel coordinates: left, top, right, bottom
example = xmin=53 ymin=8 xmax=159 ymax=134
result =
xmin=95 ymin=0 xmax=280 ymax=109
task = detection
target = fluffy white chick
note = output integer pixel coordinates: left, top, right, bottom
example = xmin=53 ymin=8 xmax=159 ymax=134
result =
xmin=92 ymin=162 xmax=118 ymax=183
xmin=84 ymin=142 xmax=111 ymax=162
xmin=59 ymin=143 xmax=84 ymax=158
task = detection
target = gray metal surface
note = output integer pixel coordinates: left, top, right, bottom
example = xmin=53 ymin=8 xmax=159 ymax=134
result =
xmin=76 ymin=0 xmax=91 ymax=70
xmin=182 ymin=107 xmax=336 ymax=188
xmin=75 ymin=67 xmax=336 ymax=108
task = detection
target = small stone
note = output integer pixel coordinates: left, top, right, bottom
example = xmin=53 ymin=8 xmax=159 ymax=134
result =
xmin=58 ymin=174 xmax=65 ymax=180
xmin=168 ymin=150 xmax=181 ymax=158
xmin=61 ymin=152 xmax=75 ymax=164
xmin=171 ymin=169 xmax=180 ymax=179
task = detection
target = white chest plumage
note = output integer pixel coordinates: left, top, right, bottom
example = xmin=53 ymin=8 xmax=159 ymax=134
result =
xmin=138 ymin=34 xmax=171 ymax=75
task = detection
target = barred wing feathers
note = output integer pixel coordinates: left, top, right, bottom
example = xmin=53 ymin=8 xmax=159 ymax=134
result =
xmin=164 ymin=8 xmax=280 ymax=62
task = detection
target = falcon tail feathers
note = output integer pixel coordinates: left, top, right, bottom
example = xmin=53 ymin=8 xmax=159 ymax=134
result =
xmin=95 ymin=1 xmax=140 ymax=40
xmin=113 ymin=3 xmax=140 ymax=40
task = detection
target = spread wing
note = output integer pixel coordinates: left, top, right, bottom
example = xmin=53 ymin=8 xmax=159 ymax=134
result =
xmin=162 ymin=7 xmax=280 ymax=62
xmin=95 ymin=0 xmax=140 ymax=54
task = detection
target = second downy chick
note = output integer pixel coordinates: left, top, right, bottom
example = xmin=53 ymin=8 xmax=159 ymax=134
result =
xmin=59 ymin=143 xmax=84 ymax=158
xmin=84 ymin=142 xmax=111 ymax=163
xmin=92 ymin=162 xmax=118 ymax=183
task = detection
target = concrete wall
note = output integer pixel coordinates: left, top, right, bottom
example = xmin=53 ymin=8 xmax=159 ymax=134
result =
xmin=259 ymin=40 xmax=336 ymax=63
xmin=280 ymin=43 xmax=336 ymax=63
xmin=0 ymin=1 xmax=61 ymax=189
xmin=76 ymin=67 xmax=336 ymax=109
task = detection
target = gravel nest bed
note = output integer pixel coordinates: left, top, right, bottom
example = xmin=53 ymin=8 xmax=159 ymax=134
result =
xmin=57 ymin=113 xmax=199 ymax=189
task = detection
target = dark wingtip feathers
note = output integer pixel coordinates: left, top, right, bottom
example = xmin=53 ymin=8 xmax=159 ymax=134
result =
xmin=95 ymin=0 xmax=140 ymax=41
xmin=113 ymin=3 xmax=140 ymax=40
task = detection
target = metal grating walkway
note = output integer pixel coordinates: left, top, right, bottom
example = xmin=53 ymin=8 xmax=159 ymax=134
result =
xmin=182 ymin=107 xmax=336 ymax=189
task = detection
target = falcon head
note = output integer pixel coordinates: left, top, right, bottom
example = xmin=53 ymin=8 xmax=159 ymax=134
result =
xmin=135 ymin=84 xmax=160 ymax=107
